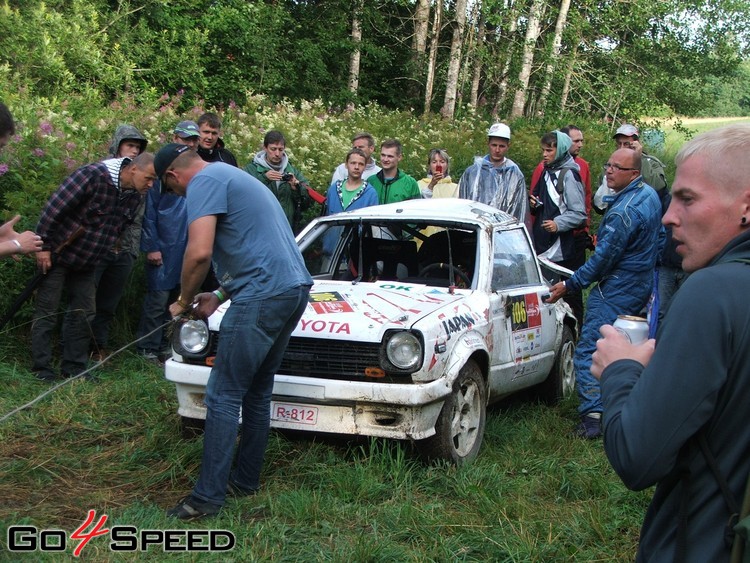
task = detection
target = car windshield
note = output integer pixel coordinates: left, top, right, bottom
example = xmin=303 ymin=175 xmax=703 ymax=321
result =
xmin=299 ymin=219 xmax=478 ymax=289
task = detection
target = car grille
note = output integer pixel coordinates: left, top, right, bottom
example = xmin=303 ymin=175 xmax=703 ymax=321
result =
xmin=191 ymin=334 xmax=411 ymax=382
xmin=280 ymin=337 xmax=382 ymax=380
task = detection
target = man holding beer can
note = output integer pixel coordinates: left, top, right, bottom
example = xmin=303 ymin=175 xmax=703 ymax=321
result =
xmin=547 ymin=147 xmax=662 ymax=439
xmin=590 ymin=123 xmax=750 ymax=562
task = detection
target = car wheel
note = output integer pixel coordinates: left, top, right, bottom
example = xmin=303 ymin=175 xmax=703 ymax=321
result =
xmin=535 ymin=324 xmax=575 ymax=404
xmin=417 ymin=360 xmax=486 ymax=465
xmin=181 ymin=416 xmax=205 ymax=439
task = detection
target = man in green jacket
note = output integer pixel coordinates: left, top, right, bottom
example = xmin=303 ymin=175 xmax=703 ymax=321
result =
xmin=245 ymin=130 xmax=320 ymax=233
xmin=368 ymin=139 xmax=420 ymax=205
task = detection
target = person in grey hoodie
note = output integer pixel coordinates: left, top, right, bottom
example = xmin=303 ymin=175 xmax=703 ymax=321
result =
xmin=245 ymin=130 xmax=320 ymax=234
xmin=60 ymin=125 xmax=149 ymax=360
xmin=529 ymin=130 xmax=587 ymax=326
xmin=89 ymin=125 xmax=148 ymax=359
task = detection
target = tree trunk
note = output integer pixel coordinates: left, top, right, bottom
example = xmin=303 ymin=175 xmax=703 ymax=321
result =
xmin=413 ymin=0 xmax=430 ymax=56
xmin=411 ymin=0 xmax=431 ymax=102
xmin=537 ymin=0 xmax=572 ymax=116
xmin=440 ymin=0 xmax=468 ymax=119
xmin=510 ymin=0 xmax=545 ymax=118
xmin=496 ymin=3 xmax=519 ymax=115
xmin=347 ymin=0 xmax=363 ymax=106
xmin=470 ymin=1 xmax=485 ymax=108
xmin=424 ymin=0 xmax=443 ymax=115
xmin=560 ymin=41 xmax=578 ymax=111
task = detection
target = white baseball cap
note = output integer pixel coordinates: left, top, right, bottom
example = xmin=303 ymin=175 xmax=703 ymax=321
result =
xmin=614 ymin=124 xmax=639 ymax=138
xmin=487 ymin=123 xmax=511 ymax=140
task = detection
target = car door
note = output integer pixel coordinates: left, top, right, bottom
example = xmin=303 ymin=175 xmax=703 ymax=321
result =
xmin=488 ymin=226 xmax=557 ymax=394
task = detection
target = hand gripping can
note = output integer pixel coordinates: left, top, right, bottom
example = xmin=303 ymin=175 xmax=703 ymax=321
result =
xmin=613 ymin=315 xmax=649 ymax=344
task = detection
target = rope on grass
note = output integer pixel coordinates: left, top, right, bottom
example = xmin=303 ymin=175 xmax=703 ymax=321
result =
xmin=0 ymin=318 xmax=175 ymax=424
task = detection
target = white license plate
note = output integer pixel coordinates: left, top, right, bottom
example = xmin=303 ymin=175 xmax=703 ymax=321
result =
xmin=271 ymin=402 xmax=318 ymax=425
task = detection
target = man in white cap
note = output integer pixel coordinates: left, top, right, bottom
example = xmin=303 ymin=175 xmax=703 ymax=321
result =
xmin=458 ymin=123 xmax=528 ymax=224
xmin=594 ymin=124 xmax=683 ymax=325
xmin=594 ymin=124 xmax=668 ymax=212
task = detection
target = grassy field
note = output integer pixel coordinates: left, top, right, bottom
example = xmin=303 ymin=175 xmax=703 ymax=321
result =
xmin=658 ymin=116 xmax=750 ymax=180
xmin=0 ymin=336 xmax=650 ymax=562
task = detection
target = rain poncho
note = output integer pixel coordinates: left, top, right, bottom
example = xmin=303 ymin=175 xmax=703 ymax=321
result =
xmin=458 ymin=156 xmax=528 ymax=224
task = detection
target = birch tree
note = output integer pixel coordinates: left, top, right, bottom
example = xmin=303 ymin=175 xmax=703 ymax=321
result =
xmin=509 ymin=0 xmax=545 ymax=118
xmin=440 ymin=0 xmax=468 ymax=119
xmin=347 ymin=0 xmax=364 ymax=103
xmin=537 ymin=0 xmax=572 ymax=116
xmin=424 ymin=0 xmax=443 ymax=115
xmin=411 ymin=0 xmax=431 ymax=102
xmin=495 ymin=0 xmax=519 ymax=117
xmin=469 ymin=1 xmax=485 ymax=108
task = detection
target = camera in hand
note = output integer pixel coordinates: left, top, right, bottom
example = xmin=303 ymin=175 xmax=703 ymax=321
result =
xmin=281 ymin=172 xmax=294 ymax=182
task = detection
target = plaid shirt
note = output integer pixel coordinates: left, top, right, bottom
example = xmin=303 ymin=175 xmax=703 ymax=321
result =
xmin=36 ymin=161 xmax=142 ymax=269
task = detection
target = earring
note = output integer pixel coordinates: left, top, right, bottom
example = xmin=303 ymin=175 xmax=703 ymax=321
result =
xmin=743 ymin=217 xmax=748 ymax=226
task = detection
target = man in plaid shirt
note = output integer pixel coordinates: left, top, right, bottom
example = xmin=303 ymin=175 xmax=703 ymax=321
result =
xmin=31 ymin=152 xmax=156 ymax=381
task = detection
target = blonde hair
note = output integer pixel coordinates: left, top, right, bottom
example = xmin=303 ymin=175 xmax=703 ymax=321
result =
xmin=676 ymin=123 xmax=750 ymax=195
xmin=426 ymin=148 xmax=451 ymax=176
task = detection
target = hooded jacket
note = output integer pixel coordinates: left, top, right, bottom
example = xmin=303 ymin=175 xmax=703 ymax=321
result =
xmin=105 ymin=126 xmax=148 ymax=256
xmin=245 ymin=151 xmax=314 ymax=233
xmin=530 ymin=148 xmax=587 ymax=262
xmin=107 ymin=124 xmax=147 ymax=158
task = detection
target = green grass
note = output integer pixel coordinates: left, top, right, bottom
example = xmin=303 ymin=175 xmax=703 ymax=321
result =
xmin=0 ymin=336 xmax=650 ymax=562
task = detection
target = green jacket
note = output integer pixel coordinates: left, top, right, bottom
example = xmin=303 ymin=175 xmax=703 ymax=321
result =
xmin=640 ymin=153 xmax=667 ymax=194
xmin=245 ymin=160 xmax=311 ymax=233
xmin=368 ymin=169 xmax=421 ymax=205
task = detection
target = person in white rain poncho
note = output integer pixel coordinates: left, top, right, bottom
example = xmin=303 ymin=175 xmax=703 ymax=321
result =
xmin=458 ymin=123 xmax=529 ymax=225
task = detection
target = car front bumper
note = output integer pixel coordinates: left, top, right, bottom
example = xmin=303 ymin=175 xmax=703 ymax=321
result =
xmin=165 ymin=359 xmax=453 ymax=440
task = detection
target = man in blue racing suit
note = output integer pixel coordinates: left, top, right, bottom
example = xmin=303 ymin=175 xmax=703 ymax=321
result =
xmin=547 ymin=148 xmax=662 ymax=439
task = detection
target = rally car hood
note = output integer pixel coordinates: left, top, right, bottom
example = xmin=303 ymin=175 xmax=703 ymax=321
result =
xmin=295 ymin=280 xmax=471 ymax=342
xmin=208 ymin=280 xmax=469 ymax=342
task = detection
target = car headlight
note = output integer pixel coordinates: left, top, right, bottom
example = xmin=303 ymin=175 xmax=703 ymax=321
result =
xmin=178 ymin=319 xmax=210 ymax=354
xmin=385 ymin=331 xmax=422 ymax=371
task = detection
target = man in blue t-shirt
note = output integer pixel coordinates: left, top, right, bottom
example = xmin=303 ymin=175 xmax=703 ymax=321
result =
xmin=154 ymin=144 xmax=312 ymax=520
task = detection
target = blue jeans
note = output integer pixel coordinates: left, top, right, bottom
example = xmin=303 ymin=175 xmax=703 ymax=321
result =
xmin=575 ymin=278 xmax=651 ymax=415
xmin=192 ymin=285 xmax=311 ymax=507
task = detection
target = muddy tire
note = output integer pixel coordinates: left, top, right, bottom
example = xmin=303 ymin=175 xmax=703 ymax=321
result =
xmin=535 ymin=325 xmax=575 ymax=404
xmin=417 ymin=360 xmax=486 ymax=465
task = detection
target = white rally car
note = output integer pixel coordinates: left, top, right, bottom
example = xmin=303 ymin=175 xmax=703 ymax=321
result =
xmin=165 ymin=199 xmax=576 ymax=464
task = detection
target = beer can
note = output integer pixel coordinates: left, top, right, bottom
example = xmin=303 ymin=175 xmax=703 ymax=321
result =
xmin=613 ymin=315 xmax=649 ymax=344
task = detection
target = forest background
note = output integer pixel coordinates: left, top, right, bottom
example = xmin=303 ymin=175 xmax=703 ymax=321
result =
xmin=1 ymin=0 xmax=749 ymax=324
xmin=1 ymin=1 xmax=750 ymax=560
